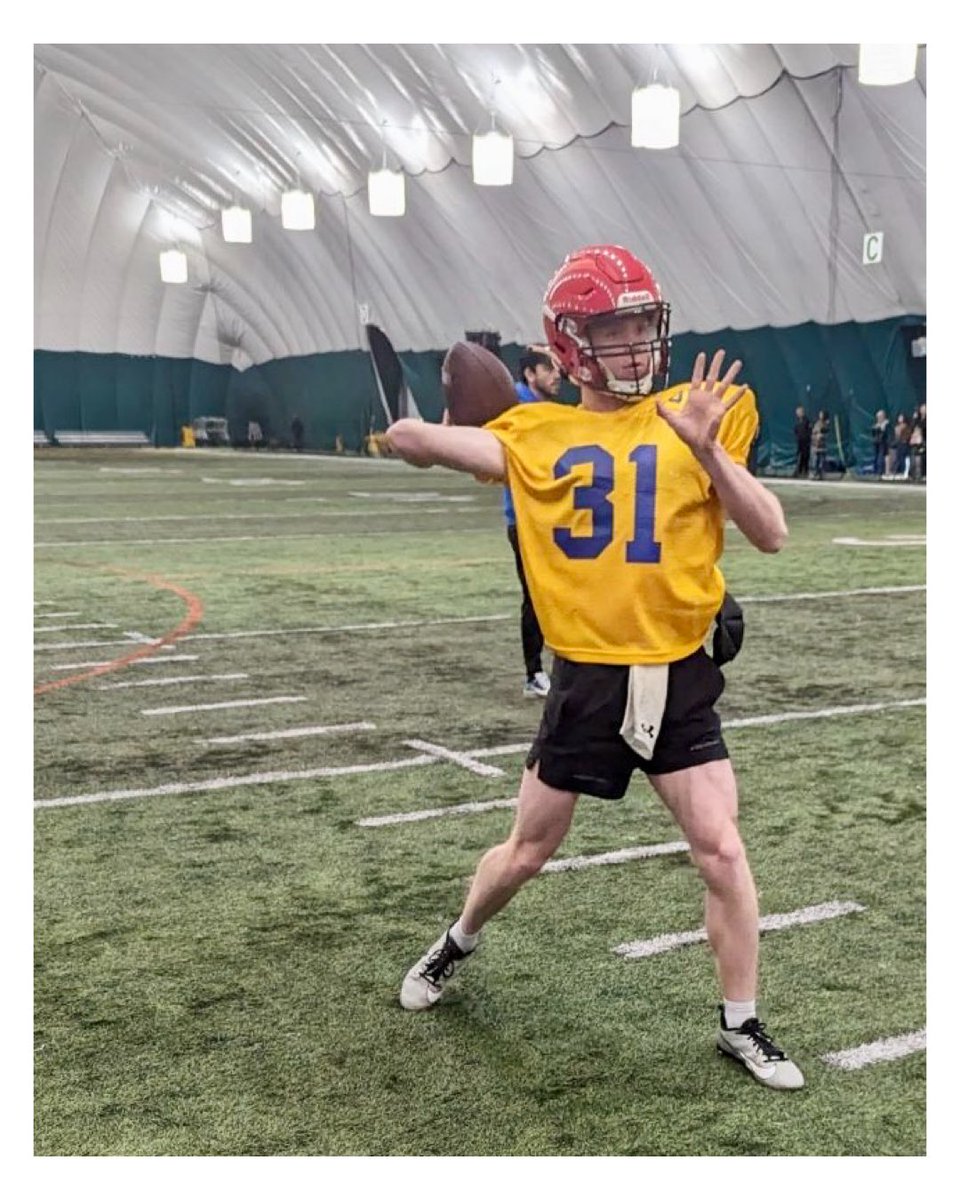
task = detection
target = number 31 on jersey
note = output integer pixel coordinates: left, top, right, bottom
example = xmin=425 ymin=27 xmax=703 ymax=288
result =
xmin=552 ymin=443 xmax=661 ymax=564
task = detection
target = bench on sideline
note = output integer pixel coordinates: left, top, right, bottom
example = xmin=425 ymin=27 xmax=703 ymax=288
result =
xmin=52 ymin=430 xmax=152 ymax=447
xmin=34 ymin=430 xmax=51 ymax=446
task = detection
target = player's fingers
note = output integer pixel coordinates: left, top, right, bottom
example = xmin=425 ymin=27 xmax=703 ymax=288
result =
xmin=723 ymin=386 xmax=748 ymax=409
xmin=705 ymin=349 xmax=725 ymax=389
xmin=720 ymin=359 xmax=742 ymax=391
xmin=691 ymin=352 xmax=706 ymax=387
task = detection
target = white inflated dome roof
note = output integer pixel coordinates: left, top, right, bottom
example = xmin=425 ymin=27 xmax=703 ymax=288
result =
xmin=34 ymin=43 xmax=926 ymax=366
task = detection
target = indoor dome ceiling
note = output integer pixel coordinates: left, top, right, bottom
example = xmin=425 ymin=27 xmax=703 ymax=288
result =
xmin=34 ymin=43 xmax=926 ymax=367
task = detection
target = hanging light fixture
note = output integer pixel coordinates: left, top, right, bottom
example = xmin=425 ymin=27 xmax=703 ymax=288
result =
xmin=368 ymin=168 xmax=405 ymax=216
xmin=368 ymin=123 xmax=406 ymax=216
xmin=858 ymin=44 xmax=918 ymax=86
xmin=221 ymin=204 xmax=252 ymax=243
xmin=281 ymin=188 xmax=316 ymax=230
xmin=159 ymin=249 xmax=188 ymax=284
xmin=631 ymin=83 xmax=680 ymax=149
xmin=472 ymin=113 xmax=513 ymax=186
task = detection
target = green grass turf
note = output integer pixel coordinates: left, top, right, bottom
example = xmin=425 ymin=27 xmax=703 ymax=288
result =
xmin=34 ymin=449 xmax=925 ymax=1155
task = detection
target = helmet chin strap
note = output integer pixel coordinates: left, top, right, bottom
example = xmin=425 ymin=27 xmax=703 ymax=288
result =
xmin=595 ymin=357 xmax=654 ymax=399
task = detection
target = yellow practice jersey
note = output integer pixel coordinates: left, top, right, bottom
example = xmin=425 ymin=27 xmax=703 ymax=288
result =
xmin=484 ymin=384 xmax=758 ymax=664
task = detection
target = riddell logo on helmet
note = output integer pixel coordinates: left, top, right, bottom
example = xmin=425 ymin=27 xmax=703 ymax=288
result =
xmin=616 ymin=290 xmax=655 ymax=307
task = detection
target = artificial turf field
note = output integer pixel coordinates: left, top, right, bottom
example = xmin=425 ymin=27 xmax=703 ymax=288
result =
xmin=34 ymin=448 xmax=926 ymax=1156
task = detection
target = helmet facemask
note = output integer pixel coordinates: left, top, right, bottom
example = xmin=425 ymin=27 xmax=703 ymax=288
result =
xmin=564 ymin=304 xmax=671 ymax=400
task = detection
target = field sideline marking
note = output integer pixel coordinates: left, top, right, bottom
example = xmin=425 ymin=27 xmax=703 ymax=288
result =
xmin=356 ymin=797 xmax=520 ymax=827
xmin=31 ymin=583 xmax=920 ymax=650
xmin=34 ymin=507 xmax=472 ymax=526
xmin=614 ymin=901 xmax=866 ymax=959
xmin=821 ymin=1029 xmax=926 ymax=1071
xmin=724 ymin=698 xmax=925 ymax=728
xmin=34 ymin=622 xmax=117 ymax=633
xmin=541 ymin=842 xmax=690 ymax=873
xmin=833 ymin=536 xmax=925 ymax=548
xmin=737 ymin=584 xmax=924 ymax=603
xmin=35 ymin=525 xmax=492 ymax=549
xmin=765 ymin=478 xmax=926 ymax=493
xmin=99 ymin=673 xmax=249 ymax=690
xmin=50 ymin=655 xmax=201 ymax=670
xmin=35 ymin=697 xmax=925 ymax=811
xmin=35 ymin=755 xmax=440 ymax=809
xmin=203 ymin=722 xmax=376 ymax=744
xmin=141 ymin=696 xmax=307 ymax=716
xmin=403 ymin=739 xmax=506 ymax=778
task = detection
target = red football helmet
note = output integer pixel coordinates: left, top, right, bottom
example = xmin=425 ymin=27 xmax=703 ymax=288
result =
xmin=542 ymin=245 xmax=671 ymax=398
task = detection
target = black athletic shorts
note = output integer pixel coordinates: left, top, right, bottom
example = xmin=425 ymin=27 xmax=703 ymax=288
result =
xmin=525 ymin=648 xmax=729 ymax=799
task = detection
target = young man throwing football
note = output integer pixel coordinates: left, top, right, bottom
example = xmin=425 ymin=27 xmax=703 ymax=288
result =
xmin=385 ymin=245 xmax=802 ymax=1090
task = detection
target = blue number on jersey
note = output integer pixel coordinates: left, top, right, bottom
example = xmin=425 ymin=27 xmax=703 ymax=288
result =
xmin=552 ymin=445 xmax=614 ymax=559
xmin=552 ymin=443 xmax=662 ymax=564
xmin=625 ymin=444 xmax=662 ymax=563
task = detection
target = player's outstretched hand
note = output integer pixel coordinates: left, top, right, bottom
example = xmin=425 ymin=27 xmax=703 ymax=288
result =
xmin=656 ymin=350 xmax=746 ymax=455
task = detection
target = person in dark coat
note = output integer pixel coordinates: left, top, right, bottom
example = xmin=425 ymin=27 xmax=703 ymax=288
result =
xmin=871 ymin=410 xmax=890 ymax=476
xmin=793 ymin=406 xmax=811 ymax=477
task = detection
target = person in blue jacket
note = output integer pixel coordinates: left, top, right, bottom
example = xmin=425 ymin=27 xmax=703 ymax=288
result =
xmin=504 ymin=348 xmax=561 ymax=697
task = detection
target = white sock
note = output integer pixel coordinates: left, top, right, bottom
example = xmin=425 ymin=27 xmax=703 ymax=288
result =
xmin=723 ymin=998 xmax=757 ymax=1029
xmin=449 ymin=918 xmax=480 ymax=952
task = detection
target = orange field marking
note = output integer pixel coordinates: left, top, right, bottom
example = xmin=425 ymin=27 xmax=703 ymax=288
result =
xmin=35 ymin=573 xmax=204 ymax=696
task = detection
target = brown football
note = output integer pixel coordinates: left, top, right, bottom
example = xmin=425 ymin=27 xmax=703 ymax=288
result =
xmin=441 ymin=341 xmax=518 ymax=427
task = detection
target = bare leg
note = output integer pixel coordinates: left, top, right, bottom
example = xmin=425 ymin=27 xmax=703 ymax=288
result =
xmin=649 ymin=759 xmax=759 ymax=1000
xmin=459 ymin=763 xmax=579 ymax=935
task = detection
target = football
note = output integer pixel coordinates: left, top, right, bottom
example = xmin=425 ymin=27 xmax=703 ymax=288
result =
xmin=441 ymin=341 xmax=518 ymax=427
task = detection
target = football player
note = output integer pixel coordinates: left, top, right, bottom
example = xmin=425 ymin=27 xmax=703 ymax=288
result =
xmin=386 ymin=245 xmax=802 ymax=1090
xmin=506 ymin=349 xmax=561 ymax=699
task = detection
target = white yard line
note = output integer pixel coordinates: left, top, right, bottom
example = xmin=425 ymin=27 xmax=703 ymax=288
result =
xmin=34 ymin=508 xmax=469 ymax=525
xmin=203 ymin=722 xmax=376 ymax=745
xmin=35 ymin=525 xmax=491 ymax=549
xmin=35 ymin=755 xmax=439 ymax=809
xmin=821 ymin=1029 xmax=926 ymax=1071
xmin=38 ymin=639 xmax=160 ymax=651
xmin=99 ymin=673 xmax=249 ymax=690
xmin=162 ymin=585 xmax=937 ymax=645
xmin=97 ymin=467 xmax=183 ymax=475
xmin=50 ymin=655 xmax=200 ymax=669
xmin=833 ymin=536 xmax=925 ymax=547
xmin=403 ymin=739 xmax=506 ymax=778
xmin=34 ymin=623 xmax=117 ymax=633
xmin=123 ymin=631 xmax=156 ymax=644
xmin=469 ymin=743 xmax=532 ymax=758
xmin=177 ymin=614 xmax=514 ymax=643
xmin=765 ymin=478 xmax=925 ymax=493
xmin=141 ymin=695 xmax=306 ymax=716
xmin=541 ymin=842 xmax=690 ymax=873
xmin=613 ymin=900 xmax=866 ymax=959
xmin=34 ymin=700 xmax=926 ymax=811
xmin=724 ymin=699 xmax=925 ymax=729
xmin=33 ymin=585 xmax=926 ymax=653
xmin=737 ymin=584 xmax=925 ymax=603
xmin=357 ymin=797 xmax=520 ymax=827
xmin=34 ymin=611 xmax=81 ymax=619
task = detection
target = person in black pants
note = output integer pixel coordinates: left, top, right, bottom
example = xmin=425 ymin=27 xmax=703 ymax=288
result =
xmin=793 ymin=406 xmax=811 ymax=477
xmin=871 ymin=410 xmax=890 ymax=477
xmin=503 ymin=349 xmax=561 ymax=697
xmin=811 ymin=410 xmax=829 ymax=479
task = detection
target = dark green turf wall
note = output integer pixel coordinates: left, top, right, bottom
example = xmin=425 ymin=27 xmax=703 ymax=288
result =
xmin=35 ymin=314 xmax=924 ymax=464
